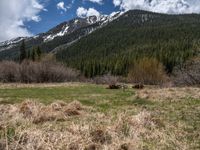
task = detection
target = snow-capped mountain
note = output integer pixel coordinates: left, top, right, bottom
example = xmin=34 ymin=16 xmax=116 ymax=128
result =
xmin=42 ymin=11 xmax=124 ymax=42
xmin=0 ymin=11 xmax=123 ymax=57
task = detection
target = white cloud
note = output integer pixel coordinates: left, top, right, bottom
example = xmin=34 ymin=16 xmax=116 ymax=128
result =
xmin=85 ymin=0 xmax=103 ymax=5
xmin=113 ymin=0 xmax=121 ymax=6
xmin=113 ymin=0 xmax=200 ymax=14
xmin=77 ymin=7 xmax=101 ymax=18
xmin=57 ymin=1 xmax=67 ymax=12
xmin=0 ymin=0 xmax=45 ymax=42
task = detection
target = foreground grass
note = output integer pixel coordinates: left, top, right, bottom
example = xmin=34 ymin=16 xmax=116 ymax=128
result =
xmin=0 ymin=83 xmax=199 ymax=149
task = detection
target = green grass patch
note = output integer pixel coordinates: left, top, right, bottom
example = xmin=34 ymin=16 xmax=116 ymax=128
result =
xmin=0 ymin=83 xmax=136 ymax=108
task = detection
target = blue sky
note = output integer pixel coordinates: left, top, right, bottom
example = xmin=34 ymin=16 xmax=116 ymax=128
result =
xmin=25 ymin=0 xmax=119 ymax=35
xmin=1 ymin=0 xmax=200 ymax=42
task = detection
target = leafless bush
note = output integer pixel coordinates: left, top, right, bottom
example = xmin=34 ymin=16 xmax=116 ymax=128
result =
xmin=0 ymin=61 xmax=20 ymax=82
xmin=128 ymin=57 xmax=168 ymax=85
xmin=0 ymin=60 xmax=79 ymax=83
xmin=172 ymin=57 xmax=200 ymax=86
xmin=93 ymin=74 xmax=118 ymax=85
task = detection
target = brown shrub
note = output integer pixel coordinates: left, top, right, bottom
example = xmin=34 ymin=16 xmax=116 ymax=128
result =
xmin=172 ymin=57 xmax=200 ymax=86
xmin=132 ymin=84 xmax=144 ymax=89
xmin=0 ymin=60 xmax=79 ymax=83
xmin=20 ymin=60 xmax=79 ymax=83
xmin=107 ymin=84 xmax=121 ymax=89
xmin=93 ymin=74 xmax=118 ymax=85
xmin=128 ymin=57 xmax=168 ymax=85
xmin=0 ymin=61 xmax=20 ymax=82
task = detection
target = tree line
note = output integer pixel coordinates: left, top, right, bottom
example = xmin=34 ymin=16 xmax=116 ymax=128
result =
xmin=19 ymin=40 xmax=42 ymax=63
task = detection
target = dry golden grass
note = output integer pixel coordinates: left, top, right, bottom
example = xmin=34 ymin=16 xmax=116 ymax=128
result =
xmin=135 ymin=87 xmax=200 ymax=101
xmin=0 ymin=100 xmax=192 ymax=150
xmin=0 ymin=84 xmax=199 ymax=150
xmin=0 ymin=82 xmax=84 ymax=89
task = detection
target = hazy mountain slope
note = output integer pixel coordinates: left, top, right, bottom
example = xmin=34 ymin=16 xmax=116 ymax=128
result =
xmin=56 ymin=10 xmax=200 ymax=77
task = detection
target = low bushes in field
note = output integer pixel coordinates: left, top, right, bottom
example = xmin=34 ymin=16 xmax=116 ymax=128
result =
xmin=172 ymin=57 xmax=200 ymax=86
xmin=128 ymin=57 xmax=168 ymax=85
xmin=0 ymin=60 xmax=79 ymax=83
xmin=92 ymin=74 xmax=118 ymax=85
xmin=0 ymin=61 xmax=20 ymax=82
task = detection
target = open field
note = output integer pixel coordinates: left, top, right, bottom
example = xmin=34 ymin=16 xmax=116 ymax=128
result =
xmin=0 ymin=83 xmax=200 ymax=150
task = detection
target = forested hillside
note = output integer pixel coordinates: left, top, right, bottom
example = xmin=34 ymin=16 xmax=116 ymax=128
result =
xmin=56 ymin=10 xmax=200 ymax=77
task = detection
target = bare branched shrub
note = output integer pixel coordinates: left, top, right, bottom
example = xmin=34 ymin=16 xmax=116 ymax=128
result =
xmin=0 ymin=61 xmax=20 ymax=82
xmin=128 ymin=57 xmax=168 ymax=85
xmin=93 ymin=74 xmax=118 ymax=85
xmin=0 ymin=60 xmax=79 ymax=83
xmin=172 ymin=57 xmax=200 ymax=86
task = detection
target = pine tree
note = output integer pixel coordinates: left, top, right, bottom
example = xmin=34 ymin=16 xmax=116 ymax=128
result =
xmin=31 ymin=48 xmax=36 ymax=61
xmin=19 ymin=40 xmax=26 ymax=63
xmin=36 ymin=46 xmax=42 ymax=60
xmin=27 ymin=50 xmax=31 ymax=59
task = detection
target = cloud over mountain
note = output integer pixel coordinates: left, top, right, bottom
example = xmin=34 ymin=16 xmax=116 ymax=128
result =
xmin=57 ymin=2 xmax=67 ymax=12
xmin=0 ymin=0 xmax=45 ymax=42
xmin=77 ymin=7 xmax=100 ymax=18
xmin=113 ymin=0 xmax=200 ymax=14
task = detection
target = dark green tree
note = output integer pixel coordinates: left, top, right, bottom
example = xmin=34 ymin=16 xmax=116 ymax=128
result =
xmin=19 ymin=40 xmax=26 ymax=63
xmin=31 ymin=48 xmax=36 ymax=61
xmin=36 ymin=46 xmax=42 ymax=60
xmin=27 ymin=50 xmax=31 ymax=59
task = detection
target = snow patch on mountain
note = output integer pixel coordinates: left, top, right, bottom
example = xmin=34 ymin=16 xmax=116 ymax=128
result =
xmin=44 ymin=25 xmax=69 ymax=42
xmin=43 ymin=12 xmax=123 ymax=42
xmin=0 ymin=37 xmax=25 ymax=47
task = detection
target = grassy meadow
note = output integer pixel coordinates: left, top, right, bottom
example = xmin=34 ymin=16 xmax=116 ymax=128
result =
xmin=0 ymin=83 xmax=199 ymax=149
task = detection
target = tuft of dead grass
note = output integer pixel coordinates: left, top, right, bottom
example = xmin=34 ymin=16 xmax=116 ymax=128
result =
xmin=90 ymin=129 xmax=112 ymax=144
xmin=135 ymin=87 xmax=200 ymax=101
xmin=2 ymin=100 xmax=85 ymax=125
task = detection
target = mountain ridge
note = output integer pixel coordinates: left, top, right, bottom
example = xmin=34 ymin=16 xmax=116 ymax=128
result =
xmin=0 ymin=11 xmax=123 ymax=60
